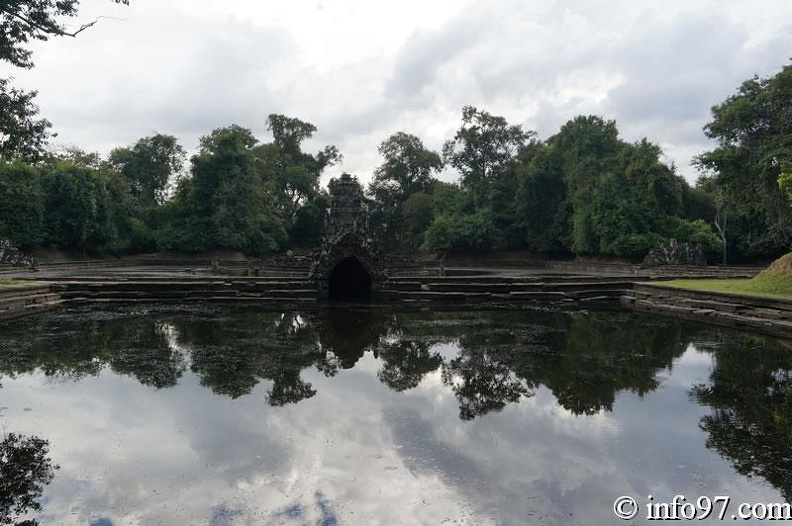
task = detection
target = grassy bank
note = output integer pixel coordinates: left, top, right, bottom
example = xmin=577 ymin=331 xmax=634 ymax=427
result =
xmin=0 ymin=278 xmax=27 ymax=286
xmin=661 ymin=276 xmax=792 ymax=298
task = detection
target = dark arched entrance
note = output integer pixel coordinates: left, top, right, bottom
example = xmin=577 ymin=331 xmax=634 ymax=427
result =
xmin=328 ymin=257 xmax=372 ymax=302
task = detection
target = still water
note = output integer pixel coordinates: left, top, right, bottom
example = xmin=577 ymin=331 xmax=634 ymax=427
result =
xmin=0 ymin=306 xmax=790 ymax=525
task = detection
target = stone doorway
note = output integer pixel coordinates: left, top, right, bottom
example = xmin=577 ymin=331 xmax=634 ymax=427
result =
xmin=328 ymin=257 xmax=372 ymax=301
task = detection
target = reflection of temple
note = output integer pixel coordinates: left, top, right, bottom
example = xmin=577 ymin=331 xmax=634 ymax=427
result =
xmin=310 ymin=173 xmax=386 ymax=301
xmin=316 ymin=307 xmax=389 ymax=368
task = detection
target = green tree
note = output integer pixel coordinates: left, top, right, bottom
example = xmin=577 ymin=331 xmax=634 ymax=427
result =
xmin=0 ymin=78 xmax=51 ymax=161
xmin=165 ymin=125 xmax=286 ymax=254
xmin=255 ymin=114 xmax=341 ymax=232
xmin=513 ymin=140 xmax=569 ymax=253
xmin=0 ymin=160 xmax=45 ymax=248
xmin=442 ymin=106 xmax=533 ymax=210
xmin=422 ymin=208 xmax=503 ymax=253
xmin=400 ymin=191 xmax=434 ymax=251
xmin=372 ymin=132 xmax=442 ymax=197
xmin=368 ymin=132 xmax=442 ymax=250
xmin=108 ymin=134 xmax=185 ymax=206
xmin=546 ymin=115 xmax=622 ymax=253
xmin=288 ymin=190 xmax=329 ymax=248
xmin=696 ymin=63 xmax=792 ymax=246
xmin=42 ymin=161 xmax=118 ymax=254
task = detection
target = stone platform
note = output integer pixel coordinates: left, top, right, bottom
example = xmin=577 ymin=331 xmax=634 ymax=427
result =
xmin=4 ymin=260 xmax=790 ymax=340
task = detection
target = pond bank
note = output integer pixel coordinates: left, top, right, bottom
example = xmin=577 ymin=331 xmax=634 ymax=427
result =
xmin=621 ymin=282 xmax=792 ymax=339
xmin=3 ymin=264 xmax=791 ymax=339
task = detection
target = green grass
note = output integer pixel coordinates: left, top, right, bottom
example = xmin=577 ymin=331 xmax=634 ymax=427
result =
xmin=660 ymin=276 xmax=792 ymax=298
xmin=0 ymin=278 xmax=27 ymax=286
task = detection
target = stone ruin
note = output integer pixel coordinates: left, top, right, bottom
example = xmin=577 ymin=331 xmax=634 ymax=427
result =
xmin=310 ymin=173 xmax=386 ymax=300
xmin=0 ymin=238 xmax=34 ymax=268
xmin=642 ymin=239 xmax=706 ymax=267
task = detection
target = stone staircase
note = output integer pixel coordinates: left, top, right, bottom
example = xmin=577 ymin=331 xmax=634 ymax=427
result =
xmin=380 ymin=275 xmax=632 ymax=307
xmin=52 ymin=277 xmax=320 ymax=304
xmin=0 ymin=283 xmax=64 ymax=321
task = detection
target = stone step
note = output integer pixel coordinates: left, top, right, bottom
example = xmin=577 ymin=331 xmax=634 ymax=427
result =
xmin=0 ymin=299 xmax=63 ymax=321
xmin=507 ymin=291 xmax=567 ymax=301
xmin=0 ymin=292 xmax=61 ymax=311
xmin=674 ymin=297 xmax=743 ymax=313
xmin=0 ymin=284 xmax=53 ymax=301
xmin=267 ymin=289 xmax=318 ymax=299
xmin=381 ymin=281 xmax=424 ymax=292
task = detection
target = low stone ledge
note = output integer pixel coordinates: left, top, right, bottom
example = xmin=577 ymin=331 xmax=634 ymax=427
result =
xmin=624 ymin=283 xmax=792 ymax=338
xmin=0 ymin=284 xmax=62 ymax=321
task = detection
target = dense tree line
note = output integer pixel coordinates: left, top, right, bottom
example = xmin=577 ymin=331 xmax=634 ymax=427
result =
xmin=367 ymin=63 xmax=791 ymax=263
xmin=0 ymin=114 xmax=338 ymax=256
xmin=1 ymin=49 xmax=790 ymax=261
xmin=367 ymin=112 xmax=723 ymax=260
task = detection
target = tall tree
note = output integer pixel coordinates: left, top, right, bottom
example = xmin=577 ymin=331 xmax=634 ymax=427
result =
xmin=696 ymin=63 xmax=792 ymax=245
xmin=544 ymin=115 xmax=621 ymax=253
xmin=514 ymin=140 xmax=569 ymax=253
xmin=372 ymin=132 xmax=442 ymax=197
xmin=167 ymin=125 xmax=286 ymax=254
xmin=42 ymin=161 xmax=119 ymax=254
xmin=257 ymin=114 xmax=340 ymax=225
xmin=0 ymin=160 xmax=45 ymax=248
xmin=368 ymin=132 xmax=442 ymax=250
xmin=108 ymin=134 xmax=185 ymax=206
xmin=442 ymin=106 xmax=533 ymax=210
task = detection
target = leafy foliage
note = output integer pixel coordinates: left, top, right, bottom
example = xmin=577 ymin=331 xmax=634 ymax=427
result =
xmin=368 ymin=132 xmax=442 ymax=251
xmin=169 ymin=125 xmax=286 ymax=254
xmin=442 ymin=106 xmax=533 ymax=210
xmin=0 ymin=79 xmax=51 ymax=161
xmin=0 ymin=161 xmax=44 ymax=248
xmin=0 ymin=0 xmax=129 ymax=68
xmin=0 ymin=433 xmax=57 ymax=526
xmin=256 ymin=114 xmax=341 ymax=232
xmin=697 ymin=62 xmax=792 ymax=255
xmin=0 ymin=1 xmax=131 ymax=161
xmin=108 ymin=134 xmax=184 ymax=206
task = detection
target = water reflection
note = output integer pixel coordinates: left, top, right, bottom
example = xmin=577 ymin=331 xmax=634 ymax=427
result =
xmin=2 ymin=306 xmax=792 ymax=524
xmin=0 ymin=308 xmax=698 ymax=418
xmin=691 ymin=332 xmax=792 ymax=501
xmin=0 ymin=433 xmax=57 ymax=526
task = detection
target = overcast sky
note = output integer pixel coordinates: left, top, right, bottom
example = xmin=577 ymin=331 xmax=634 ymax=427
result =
xmin=6 ymin=0 xmax=792 ymax=186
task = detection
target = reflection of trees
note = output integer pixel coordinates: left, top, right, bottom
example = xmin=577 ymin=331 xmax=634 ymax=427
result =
xmin=391 ymin=310 xmax=697 ymax=419
xmin=0 ymin=314 xmax=185 ymax=388
xmin=0 ymin=307 xmax=701 ymax=419
xmin=529 ymin=312 xmax=695 ymax=415
xmin=173 ymin=312 xmax=325 ymax=405
xmin=377 ymin=340 xmax=443 ymax=392
xmin=691 ymin=332 xmax=792 ymax=501
xmin=107 ymin=323 xmax=185 ymax=388
xmin=442 ymin=348 xmax=532 ymax=420
xmin=0 ymin=433 xmax=57 ymax=526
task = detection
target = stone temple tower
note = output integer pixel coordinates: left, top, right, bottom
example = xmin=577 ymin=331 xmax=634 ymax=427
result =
xmin=310 ymin=173 xmax=385 ymax=301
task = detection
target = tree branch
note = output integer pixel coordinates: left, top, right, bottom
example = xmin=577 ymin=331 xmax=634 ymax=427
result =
xmin=0 ymin=7 xmax=126 ymax=39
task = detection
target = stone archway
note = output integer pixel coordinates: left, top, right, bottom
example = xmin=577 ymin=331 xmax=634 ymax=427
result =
xmin=328 ymin=257 xmax=372 ymax=302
